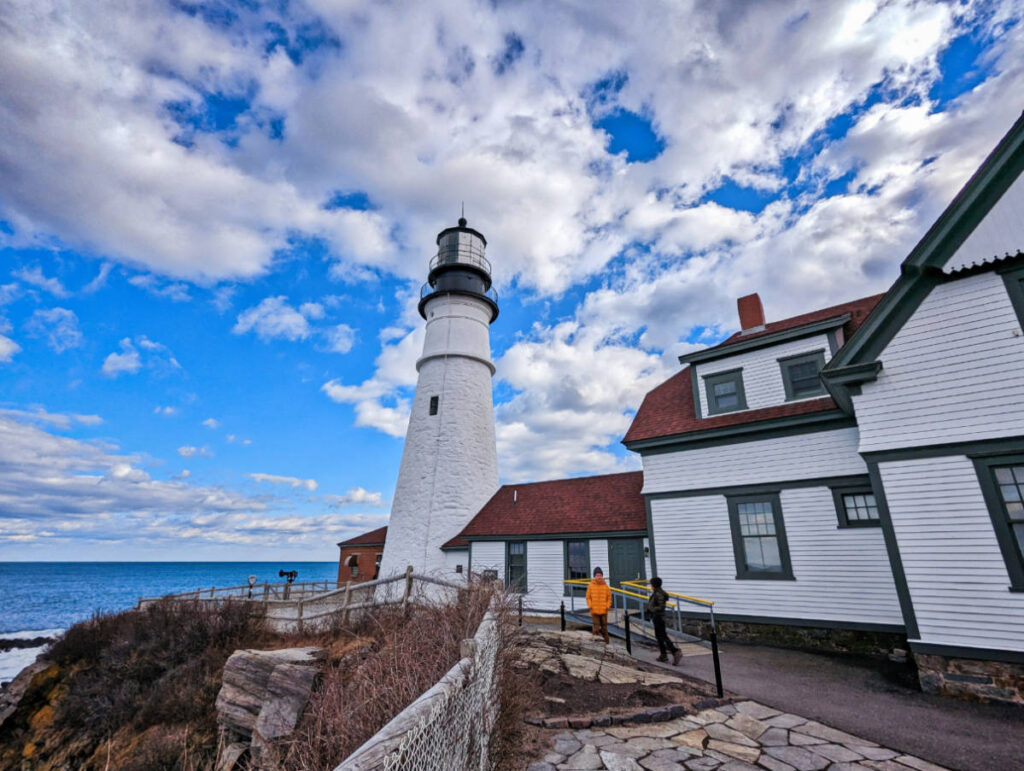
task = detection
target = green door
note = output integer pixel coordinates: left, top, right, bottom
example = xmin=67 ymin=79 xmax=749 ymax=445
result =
xmin=608 ymin=538 xmax=646 ymax=611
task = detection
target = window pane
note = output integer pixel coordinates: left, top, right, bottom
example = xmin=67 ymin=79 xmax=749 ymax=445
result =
xmin=1013 ymin=466 xmax=1024 ymax=484
xmin=567 ymin=540 xmax=588 ymax=580
xmin=843 ymin=492 xmax=879 ymax=522
xmin=509 ymin=542 xmax=524 ymax=555
xmin=787 ymin=359 xmax=823 ymax=396
xmin=995 ymin=467 xmax=1015 ymax=485
xmin=744 ymin=536 xmax=781 ymax=571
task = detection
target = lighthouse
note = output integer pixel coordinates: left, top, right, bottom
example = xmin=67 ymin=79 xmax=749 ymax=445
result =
xmin=377 ymin=218 xmax=500 ymax=578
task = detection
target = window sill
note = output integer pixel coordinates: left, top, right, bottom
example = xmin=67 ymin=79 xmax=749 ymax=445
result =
xmin=735 ymin=573 xmax=795 ymax=581
xmin=706 ymin=405 xmax=749 ymax=417
xmin=836 ymin=521 xmax=882 ymax=529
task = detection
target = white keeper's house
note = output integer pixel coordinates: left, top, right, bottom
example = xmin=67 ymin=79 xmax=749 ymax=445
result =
xmin=342 ymin=110 xmax=1024 ymax=704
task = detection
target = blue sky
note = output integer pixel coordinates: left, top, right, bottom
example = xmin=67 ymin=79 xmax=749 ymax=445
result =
xmin=1 ymin=0 xmax=1022 ymax=560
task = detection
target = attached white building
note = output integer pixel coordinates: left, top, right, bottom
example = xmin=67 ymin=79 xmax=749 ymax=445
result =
xmin=342 ymin=111 xmax=1024 ymax=704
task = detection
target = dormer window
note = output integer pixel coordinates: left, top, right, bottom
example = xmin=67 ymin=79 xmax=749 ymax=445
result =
xmin=779 ymin=350 xmax=826 ymax=401
xmin=704 ymin=368 xmax=747 ymax=415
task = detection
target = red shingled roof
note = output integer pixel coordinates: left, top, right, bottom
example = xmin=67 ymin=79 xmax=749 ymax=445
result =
xmin=702 ymin=293 xmax=884 ymax=354
xmin=445 ymin=471 xmax=645 ymax=544
xmin=624 ymin=293 xmax=883 ymax=445
xmin=337 ymin=526 xmax=388 ymax=548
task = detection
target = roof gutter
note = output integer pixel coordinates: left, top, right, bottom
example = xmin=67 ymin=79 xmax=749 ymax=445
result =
xmin=679 ymin=314 xmax=851 ymax=366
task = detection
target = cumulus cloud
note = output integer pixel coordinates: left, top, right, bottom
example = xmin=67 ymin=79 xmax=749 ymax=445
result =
xmin=248 ymin=473 xmax=318 ymax=492
xmin=101 ymin=335 xmax=180 ymax=377
xmin=12 ymin=266 xmax=69 ymax=298
xmin=25 ymin=307 xmax=83 ymax=352
xmin=4 ymin=0 xmax=1024 ymax=485
xmin=233 ymin=296 xmax=312 ymax=342
xmin=0 ymin=335 xmax=21 ymax=363
xmin=154 ymin=405 xmax=178 ymax=416
xmin=324 ymin=323 xmax=356 ymax=354
xmin=0 ymin=409 xmax=374 ymax=551
xmin=0 ymin=407 xmax=102 ymax=429
xmin=101 ymin=338 xmax=141 ymax=377
xmin=322 ymin=487 xmax=385 ymax=508
xmin=202 ymin=418 xmax=220 ymax=429
xmin=128 ymin=274 xmax=191 ymax=302
xmin=177 ymin=445 xmax=212 ymax=458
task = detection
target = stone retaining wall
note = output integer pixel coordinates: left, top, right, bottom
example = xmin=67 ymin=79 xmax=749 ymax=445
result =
xmin=679 ymin=618 xmax=906 ymax=658
xmin=915 ymin=653 xmax=1024 ymax=705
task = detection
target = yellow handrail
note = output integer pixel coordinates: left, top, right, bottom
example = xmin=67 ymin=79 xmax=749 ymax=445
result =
xmin=562 ymin=579 xmax=676 ymax=606
xmin=620 ymin=579 xmax=714 ymax=608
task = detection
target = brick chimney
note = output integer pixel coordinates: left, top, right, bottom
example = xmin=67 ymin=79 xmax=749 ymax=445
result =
xmin=737 ymin=293 xmax=765 ymax=332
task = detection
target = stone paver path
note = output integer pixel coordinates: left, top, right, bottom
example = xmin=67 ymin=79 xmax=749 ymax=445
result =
xmin=526 ymin=700 xmax=950 ymax=771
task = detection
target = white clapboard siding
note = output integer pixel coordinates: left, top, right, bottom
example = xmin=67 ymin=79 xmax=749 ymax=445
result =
xmin=470 ymin=541 xmax=504 ymax=579
xmin=695 ymin=334 xmax=833 ymax=416
xmin=650 ymin=487 xmax=903 ymax=625
xmin=443 ymin=549 xmax=467 ymax=582
xmin=525 ymin=540 xmax=564 ymax=611
xmin=854 ymin=273 xmax=1024 ymax=453
xmin=642 ymin=428 xmax=865 ymax=494
xmin=880 ymin=456 xmax=1024 ymax=651
xmin=590 ymin=539 xmax=609 ymax=576
xmin=946 ymin=171 xmax=1024 ymax=271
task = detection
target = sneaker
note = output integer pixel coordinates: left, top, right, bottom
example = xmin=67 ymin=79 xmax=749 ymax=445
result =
xmin=656 ymin=654 xmax=668 ymax=663
xmin=672 ymin=650 xmax=682 ymax=666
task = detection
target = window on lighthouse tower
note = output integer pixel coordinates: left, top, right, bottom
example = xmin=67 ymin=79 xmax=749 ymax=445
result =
xmin=429 ymin=396 xmax=439 ymax=415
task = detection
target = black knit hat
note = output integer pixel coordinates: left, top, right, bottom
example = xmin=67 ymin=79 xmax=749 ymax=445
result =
xmin=650 ymin=576 xmax=663 ymax=588
xmin=593 ymin=566 xmax=603 ymax=576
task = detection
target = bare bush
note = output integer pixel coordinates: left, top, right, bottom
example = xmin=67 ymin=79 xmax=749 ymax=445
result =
xmin=277 ymin=581 xmax=504 ymax=770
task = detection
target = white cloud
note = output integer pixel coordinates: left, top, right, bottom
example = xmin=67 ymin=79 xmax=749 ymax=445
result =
xmin=300 ymin=302 xmax=325 ymax=320
xmin=154 ymin=405 xmax=178 ymax=416
xmin=12 ymin=266 xmax=69 ymax=298
xmin=0 ymin=407 xmax=102 ymax=430
xmin=178 ymin=445 xmax=212 ymax=458
xmin=173 ymin=469 xmax=191 ymax=479
xmin=0 ymin=284 xmax=20 ymax=305
xmin=101 ymin=338 xmax=141 ymax=377
xmin=233 ymin=296 xmax=311 ymax=342
xmin=128 ymin=274 xmax=191 ymax=302
xmin=82 ymin=261 xmax=113 ymax=293
xmin=25 ymin=307 xmax=83 ymax=352
xmin=322 ymin=487 xmax=385 ymax=508
xmin=202 ymin=418 xmax=220 ymax=429
xmin=324 ymin=323 xmax=356 ymax=354
xmin=101 ymin=335 xmax=180 ymax=377
xmin=248 ymin=472 xmax=318 ymax=492
xmin=0 ymin=335 xmax=21 ymax=363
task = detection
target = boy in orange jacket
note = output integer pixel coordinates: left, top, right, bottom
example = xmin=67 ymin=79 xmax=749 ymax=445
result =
xmin=586 ymin=566 xmax=612 ymax=644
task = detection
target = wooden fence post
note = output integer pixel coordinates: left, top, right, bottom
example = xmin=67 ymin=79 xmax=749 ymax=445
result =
xmin=402 ymin=565 xmax=414 ymax=606
xmin=342 ymin=582 xmax=352 ymax=624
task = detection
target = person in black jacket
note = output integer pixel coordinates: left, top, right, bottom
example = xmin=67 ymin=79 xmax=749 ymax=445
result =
xmin=647 ymin=577 xmax=682 ymax=665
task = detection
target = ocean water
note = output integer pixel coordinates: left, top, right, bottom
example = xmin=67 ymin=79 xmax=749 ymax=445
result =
xmin=0 ymin=562 xmax=338 ymax=681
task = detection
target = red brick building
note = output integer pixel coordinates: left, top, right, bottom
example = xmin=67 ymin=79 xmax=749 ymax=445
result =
xmin=336 ymin=526 xmax=387 ymax=583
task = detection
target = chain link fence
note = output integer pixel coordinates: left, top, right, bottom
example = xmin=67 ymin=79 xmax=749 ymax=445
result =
xmin=336 ymin=610 xmax=501 ymax=771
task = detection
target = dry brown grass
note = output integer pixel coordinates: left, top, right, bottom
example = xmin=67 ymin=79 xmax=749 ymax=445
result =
xmin=275 ymin=582 xmax=504 ymax=770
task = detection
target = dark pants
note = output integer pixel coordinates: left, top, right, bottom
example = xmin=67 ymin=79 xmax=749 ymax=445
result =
xmin=653 ymin=613 xmax=678 ymax=656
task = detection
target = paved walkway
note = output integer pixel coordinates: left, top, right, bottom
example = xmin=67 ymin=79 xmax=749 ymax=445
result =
xmin=529 ymin=700 xmax=950 ymax=771
xmin=627 ymin=640 xmax=1022 ymax=771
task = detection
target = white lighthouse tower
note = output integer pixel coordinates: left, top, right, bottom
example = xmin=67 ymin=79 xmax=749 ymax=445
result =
xmin=378 ymin=218 xmax=500 ymax=578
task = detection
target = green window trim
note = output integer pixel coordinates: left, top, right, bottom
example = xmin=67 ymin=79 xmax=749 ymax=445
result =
xmin=778 ymin=349 xmax=827 ymax=401
xmin=505 ymin=540 xmax=527 ymax=592
xmin=999 ymin=265 xmax=1024 ymax=329
xmin=971 ymin=453 xmax=1024 ymax=592
xmin=563 ymin=539 xmax=590 ymax=596
xmin=831 ymin=485 xmax=881 ymax=528
xmin=727 ymin=492 xmax=795 ymax=581
xmin=703 ymin=368 xmax=748 ymax=416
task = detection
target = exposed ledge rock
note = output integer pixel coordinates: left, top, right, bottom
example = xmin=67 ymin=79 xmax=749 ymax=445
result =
xmin=215 ymin=646 xmax=325 ymax=770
